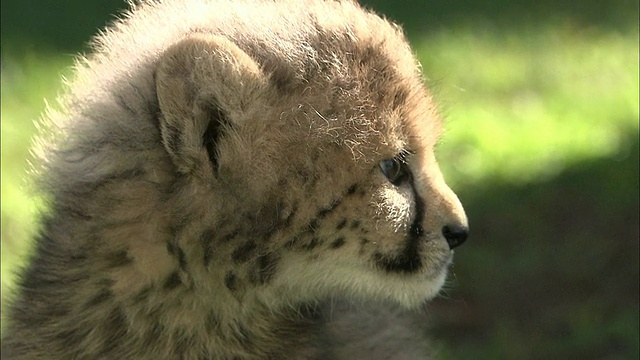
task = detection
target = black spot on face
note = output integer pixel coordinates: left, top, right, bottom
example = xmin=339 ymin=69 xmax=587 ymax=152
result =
xmin=133 ymin=285 xmax=153 ymax=304
xmin=163 ymin=271 xmax=182 ymax=290
xmin=143 ymin=322 xmax=165 ymax=349
xmin=221 ymin=231 xmax=239 ymax=243
xmin=285 ymin=235 xmax=303 ymax=249
xmin=200 ymin=228 xmax=216 ymax=267
xmin=304 ymin=237 xmax=320 ymax=251
xmin=225 ymin=271 xmax=238 ymax=292
xmin=232 ymin=241 xmax=257 ymax=263
xmin=172 ymin=328 xmax=193 ymax=358
xmin=359 ymin=237 xmax=370 ymax=255
xmin=346 ymin=184 xmax=358 ymax=195
xmin=106 ymin=249 xmax=133 ymax=268
xmin=83 ymin=288 xmax=114 ymax=309
xmin=252 ymin=253 xmax=279 ymax=285
xmin=392 ymin=88 xmax=409 ymax=110
xmin=205 ymin=310 xmax=219 ymax=335
xmin=232 ymin=322 xmax=253 ymax=348
xmin=280 ymin=203 xmax=297 ymax=229
xmin=316 ymin=198 xmax=341 ymax=219
xmin=308 ymin=218 xmax=320 ymax=232
xmin=350 ymin=220 xmax=361 ymax=229
xmin=336 ymin=219 xmax=347 ymax=230
xmin=99 ymin=306 xmax=127 ymax=352
xmin=330 ymin=237 xmax=346 ymax=249
xmin=167 ymin=241 xmax=188 ymax=270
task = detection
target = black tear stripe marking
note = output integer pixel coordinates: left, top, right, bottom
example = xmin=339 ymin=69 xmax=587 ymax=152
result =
xmin=373 ymin=177 xmax=426 ymax=274
xmin=202 ymin=101 xmax=229 ymax=172
xmin=408 ymin=183 xmax=426 ymax=238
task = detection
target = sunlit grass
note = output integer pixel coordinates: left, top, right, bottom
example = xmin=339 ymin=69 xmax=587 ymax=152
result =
xmin=1 ymin=52 xmax=73 ymax=292
xmin=421 ymin=23 xmax=639 ymax=187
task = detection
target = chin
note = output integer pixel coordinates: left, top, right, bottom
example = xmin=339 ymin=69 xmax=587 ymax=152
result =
xmin=390 ymin=265 xmax=450 ymax=308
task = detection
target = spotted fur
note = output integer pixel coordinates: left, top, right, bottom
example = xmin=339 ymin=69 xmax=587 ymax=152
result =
xmin=2 ymin=0 xmax=468 ymax=359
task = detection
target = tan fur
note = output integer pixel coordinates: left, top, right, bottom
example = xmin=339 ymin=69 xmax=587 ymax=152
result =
xmin=2 ymin=1 xmax=468 ymax=359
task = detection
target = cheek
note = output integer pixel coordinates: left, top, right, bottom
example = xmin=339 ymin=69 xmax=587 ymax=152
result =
xmin=374 ymin=185 xmax=413 ymax=233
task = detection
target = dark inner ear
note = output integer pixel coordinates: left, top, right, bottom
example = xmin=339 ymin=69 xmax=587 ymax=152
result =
xmin=202 ymin=102 xmax=229 ymax=171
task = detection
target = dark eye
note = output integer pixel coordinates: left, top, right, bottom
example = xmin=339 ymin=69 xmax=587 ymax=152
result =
xmin=379 ymin=157 xmax=410 ymax=185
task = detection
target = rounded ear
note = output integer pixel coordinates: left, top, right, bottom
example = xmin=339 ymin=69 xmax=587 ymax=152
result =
xmin=156 ymin=33 xmax=265 ymax=178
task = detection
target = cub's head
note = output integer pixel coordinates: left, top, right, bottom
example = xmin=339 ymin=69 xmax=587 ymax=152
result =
xmin=155 ymin=1 xmax=467 ymax=309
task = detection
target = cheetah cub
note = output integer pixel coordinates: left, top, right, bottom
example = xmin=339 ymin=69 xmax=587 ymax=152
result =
xmin=2 ymin=0 xmax=468 ymax=358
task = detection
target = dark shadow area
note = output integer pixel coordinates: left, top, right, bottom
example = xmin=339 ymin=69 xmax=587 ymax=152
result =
xmin=1 ymin=0 xmax=128 ymax=54
xmin=2 ymin=0 xmax=638 ymax=53
xmin=430 ymin=134 xmax=639 ymax=359
xmin=364 ymin=0 xmax=638 ymax=39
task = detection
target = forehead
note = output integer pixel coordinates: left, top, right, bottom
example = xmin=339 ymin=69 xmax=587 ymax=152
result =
xmin=307 ymin=35 xmax=444 ymax=158
xmin=234 ymin=2 xmax=443 ymax=158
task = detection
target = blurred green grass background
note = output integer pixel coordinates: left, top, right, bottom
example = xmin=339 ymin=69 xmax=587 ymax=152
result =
xmin=1 ymin=0 xmax=638 ymax=358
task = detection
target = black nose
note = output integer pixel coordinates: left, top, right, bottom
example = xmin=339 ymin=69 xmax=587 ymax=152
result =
xmin=442 ymin=225 xmax=469 ymax=249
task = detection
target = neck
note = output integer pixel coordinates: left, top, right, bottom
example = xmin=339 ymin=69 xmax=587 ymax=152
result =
xmin=25 ymin=169 xmax=327 ymax=358
xmin=122 ymin=281 xmax=324 ymax=359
